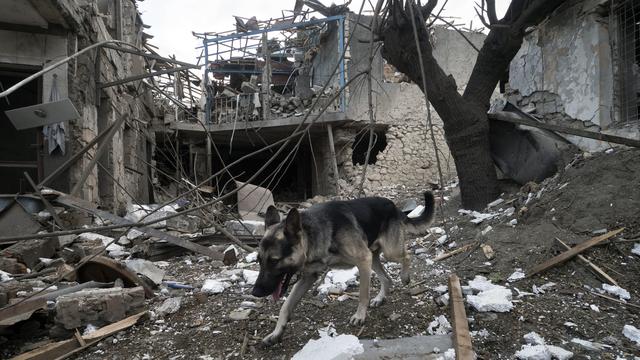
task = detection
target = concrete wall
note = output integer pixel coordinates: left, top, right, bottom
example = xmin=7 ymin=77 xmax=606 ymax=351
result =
xmin=328 ymin=24 xmax=485 ymax=196
xmin=0 ymin=0 xmax=154 ymax=213
xmin=507 ymin=0 xmax=638 ymax=151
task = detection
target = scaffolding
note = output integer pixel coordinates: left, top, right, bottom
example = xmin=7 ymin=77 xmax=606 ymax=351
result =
xmin=196 ymin=13 xmax=346 ymax=125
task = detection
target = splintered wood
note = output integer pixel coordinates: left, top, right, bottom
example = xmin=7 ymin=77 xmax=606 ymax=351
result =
xmin=527 ymin=228 xmax=624 ymax=278
xmin=448 ymin=274 xmax=474 ymax=360
xmin=555 ymin=237 xmax=619 ymax=286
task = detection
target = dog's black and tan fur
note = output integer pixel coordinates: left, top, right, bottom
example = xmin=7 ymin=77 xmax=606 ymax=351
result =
xmin=251 ymin=192 xmax=435 ymax=345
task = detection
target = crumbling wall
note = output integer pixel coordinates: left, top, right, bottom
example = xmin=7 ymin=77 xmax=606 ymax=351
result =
xmin=60 ymin=0 xmax=154 ymax=213
xmin=331 ymin=25 xmax=485 ymax=195
xmin=506 ymin=0 xmax=634 ymax=151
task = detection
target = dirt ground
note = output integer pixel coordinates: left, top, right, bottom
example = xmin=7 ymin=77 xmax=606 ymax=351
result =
xmin=4 ymin=148 xmax=640 ymax=359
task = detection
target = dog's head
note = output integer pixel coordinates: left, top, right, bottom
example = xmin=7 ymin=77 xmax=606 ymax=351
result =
xmin=251 ymin=206 xmax=306 ymax=301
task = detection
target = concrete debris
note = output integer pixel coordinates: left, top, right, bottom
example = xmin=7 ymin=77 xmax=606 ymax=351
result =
xmin=317 ymin=267 xmax=359 ymax=295
xmin=623 ymin=325 xmax=640 ymax=346
xmin=55 ymin=287 xmax=145 ymax=329
xmin=436 ymin=348 xmax=456 ymax=360
xmin=202 ymin=279 xmax=231 ymax=294
xmin=155 ymin=297 xmax=182 ymax=317
xmin=127 ymin=229 xmax=145 ymax=240
xmin=509 ymin=219 xmax=518 ymax=226
xmin=292 ymin=327 xmax=363 ymax=360
xmin=124 ymin=259 xmax=165 ymax=285
xmin=632 ymin=243 xmax=640 ymax=256
xmin=590 ymin=304 xmax=600 ymax=312
xmin=0 ymin=270 xmax=13 ymax=282
xmin=427 ymin=315 xmax=452 ymax=335
xmin=1 ymin=238 xmax=58 ymax=268
xmin=602 ymin=284 xmax=631 ymax=300
xmin=242 ymin=269 xmax=259 ymax=285
xmin=125 ymin=203 xmax=179 ymax=228
xmin=570 ymin=338 xmax=611 ymax=351
xmin=532 ymin=282 xmax=556 ymax=295
xmin=407 ymin=205 xmax=425 ymax=218
xmin=487 ymin=198 xmax=504 ymax=208
xmin=458 ymin=209 xmax=499 ymax=224
xmin=516 ymin=332 xmax=573 ymax=359
xmin=166 ymin=215 xmax=200 ymax=233
xmin=245 ymin=252 xmax=258 ymax=263
xmin=507 ymin=269 xmax=526 ymax=282
xmin=229 ymin=308 xmax=253 ymax=321
xmin=466 ymin=276 xmax=513 ymax=312
xmin=429 ymin=227 xmax=445 ymax=235
xmin=433 ymin=285 xmax=448 ymax=294
xmin=436 ymin=235 xmax=448 ymax=245
xmin=481 ymin=226 xmax=493 ymax=236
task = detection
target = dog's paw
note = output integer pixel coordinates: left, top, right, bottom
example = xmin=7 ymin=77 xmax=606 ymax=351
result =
xmin=262 ymin=331 xmax=282 ymax=347
xmin=370 ymin=296 xmax=385 ymax=307
xmin=349 ymin=313 xmax=366 ymax=326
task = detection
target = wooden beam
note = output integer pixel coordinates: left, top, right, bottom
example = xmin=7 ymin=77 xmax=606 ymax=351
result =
xmin=434 ymin=243 xmax=474 ymax=261
xmin=555 ymin=237 xmax=619 ymax=286
xmin=0 ymin=298 xmax=46 ymax=326
xmin=11 ymin=311 xmax=147 ymax=360
xmin=489 ymin=111 xmax=640 ymax=148
xmin=448 ymin=274 xmax=474 ymax=360
xmin=527 ymin=228 xmax=624 ymax=278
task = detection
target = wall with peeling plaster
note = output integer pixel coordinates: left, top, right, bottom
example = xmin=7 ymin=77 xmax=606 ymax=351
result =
xmin=507 ymin=0 xmax=638 ymax=152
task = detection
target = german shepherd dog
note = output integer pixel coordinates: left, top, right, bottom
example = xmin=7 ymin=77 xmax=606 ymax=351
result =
xmin=251 ymin=192 xmax=435 ymax=346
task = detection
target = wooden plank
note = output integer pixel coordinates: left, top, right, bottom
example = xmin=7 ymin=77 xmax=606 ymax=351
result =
xmin=489 ymin=111 xmax=640 ymax=148
xmin=527 ymin=228 xmax=624 ymax=278
xmin=448 ymin=274 xmax=474 ymax=360
xmin=434 ymin=243 xmax=474 ymax=261
xmin=555 ymin=237 xmax=619 ymax=286
xmin=0 ymin=298 xmax=47 ymax=326
xmin=55 ymin=194 xmax=224 ymax=260
xmin=11 ymin=311 xmax=147 ymax=360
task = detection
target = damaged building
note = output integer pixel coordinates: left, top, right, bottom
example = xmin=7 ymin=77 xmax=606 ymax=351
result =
xmin=0 ymin=0 xmax=155 ymax=215
xmin=156 ymin=10 xmax=487 ymax=201
xmin=506 ymin=0 xmax=640 ymax=151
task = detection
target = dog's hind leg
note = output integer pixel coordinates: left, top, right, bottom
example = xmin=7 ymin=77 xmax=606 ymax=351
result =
xmin=399 ymin=229 xmax=411 ymax=285
xmin=370 ymin=251 xmax=391 ymax=307
xmin=263 ymin=273 xmax=317 ymax=346
xmin=350 ymin=254 xmax=372 ymax=325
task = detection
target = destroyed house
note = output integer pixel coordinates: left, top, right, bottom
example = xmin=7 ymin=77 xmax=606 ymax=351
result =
xmin=155 ymin=10 xmax=488 ymax=202
xmin=506 ymin=0 xmax=640 ymax=151
xmin=0 ymin=0 xmax=156 ymax=215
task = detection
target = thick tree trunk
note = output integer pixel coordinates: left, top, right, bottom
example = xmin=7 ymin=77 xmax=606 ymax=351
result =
xmin=381 ymin=4 xmax=499 ymax=209
xmin=379 ymin=0 xmax=566 ymax=210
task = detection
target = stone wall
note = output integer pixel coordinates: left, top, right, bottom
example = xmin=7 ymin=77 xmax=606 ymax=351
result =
xmin=327 ymin=25 xmax=486 ymax=196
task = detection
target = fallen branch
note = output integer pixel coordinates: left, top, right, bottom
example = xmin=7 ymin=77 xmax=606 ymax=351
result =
xmin=434 ymin=243 xmax=474 ymax=261
xmin=527 ymin=228 xmax=624 ymax=278
xmin=448 ymin=274 xmax=474 ymax=360
xmin=590 ymin=292 xmax=640 ymax=311
xmin=555 ymin=238 xmax=618 ymax=286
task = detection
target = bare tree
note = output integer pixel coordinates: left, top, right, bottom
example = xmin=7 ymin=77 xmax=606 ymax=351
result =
xmin=377 ymin=0 xmax=567 ymax=209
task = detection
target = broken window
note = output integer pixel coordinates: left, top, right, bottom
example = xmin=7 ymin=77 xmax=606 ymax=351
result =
xmin=351 ymin=130 xmax=387 ymax=165
xmin=615 ymin=0 xmax=640 ymax=123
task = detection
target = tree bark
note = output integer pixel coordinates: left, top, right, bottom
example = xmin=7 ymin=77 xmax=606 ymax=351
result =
xmin=379 ymin=0 xmax=566 ymax=209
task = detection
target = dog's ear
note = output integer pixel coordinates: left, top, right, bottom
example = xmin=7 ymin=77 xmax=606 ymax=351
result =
xmin=264 ymin=206 xmax=280 ymax=227
xmin=284 ymin=208 xmax=301 ymax=240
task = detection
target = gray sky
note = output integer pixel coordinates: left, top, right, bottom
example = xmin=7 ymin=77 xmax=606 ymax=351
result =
xmin=138 ymin=0 xmax=510 ymax=64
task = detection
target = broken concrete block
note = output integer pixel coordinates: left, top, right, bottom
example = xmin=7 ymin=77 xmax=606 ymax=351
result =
xmin=124 ymin=259 xmax=165 ymax=286
xmin=166 ymin=215 xmax=200 ymax=233
xmin=224 ymin=219 xmax=265 ymax=236
xmin=229 ymin=308 xmax=253 ymax=321
xmin=1 ymin=237 xmax=58 ymax=268
xmin=55 ymin=287 xmax=145 ymax=329
xmin=154 ymin=297 xmax=182 ymax=317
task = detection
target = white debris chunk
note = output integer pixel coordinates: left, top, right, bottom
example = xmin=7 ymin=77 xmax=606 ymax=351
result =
xmin=202 ymin=279 xmax=231 ymax=294
xmin=570 ymin=338 xmax=610 ymax=351
xmin=0 ymin=270 xmax=13 ymax=282
xmin=242 ymin=270 xmax=259 ymax=285
xmin=623 ymin=325 xmax=640 ymax=346
xmin=436 ymin=348 xmax=456 ymax=360
xmin=433 ymin=285 xmax=448 ymax=294
xmin=427 ymin=315 xmax=452 ymax=335
xmin=481 ymin=226 xmax=493 ymax=236
xmin=503 ymin=207 xmax=515 ymax=217
xmin=524 ymin=332 xmax=546 ymax=346
xmin=429 ymin=227 xmax=445 ymax=235
xmin=436 ymin=235 xmax=448 ymax=245
xmin=532 ymin=282 xmax=556 ymax=295
xmin=515 ymin=344 xmax=551 ymax=360
xmin=407 ymin=205 xmax=425 ymax=218
xmin=590 ymin=304 xmax=600 ymax=312
xmin=633 ymin=243 xmax=640 ymax=256
xmin=291 ymin=331 xmax=363 ymax=360
xmin=155 ymin=297 xmax=182 ymax=317
xmin=468 ymin=275 xmax=501 ymax=292
xmin=83 ymin=324 xmax=98 ymax=336
xmin=317 ymin=267 xmax=359 ymax=295
xmin=127 ymin=228 xmax=144 ymax=240
xmin=602 ymin=284 xmax=631 ymax=301
xmin=507 ymin=269 xmax=526 ymax=282
xmin=467 ymin=288 xmax=514 ymax=312
xmin=245 ymin=252 xmax=258 ymax=263
xmin=509 ymin=219 xmax=518 ymax=226
xmin=124 ymin=259 xmax=165 ymax=285
xmin=487 ymin=198 xmax=504 ymax=208
xmin=547 ymin=346 xmax=573 ymax=360
xmin=458 ymin=209 xmax=499 ymax=224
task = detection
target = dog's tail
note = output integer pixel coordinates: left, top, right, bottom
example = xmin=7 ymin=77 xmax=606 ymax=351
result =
xmin=403 ymin=191 xmax=435 ymax=228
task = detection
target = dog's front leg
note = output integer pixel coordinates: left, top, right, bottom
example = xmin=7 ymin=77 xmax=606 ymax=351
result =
xmin=263 ymin=273 xmax=317 ymax=346
xmin=350 ymin=257 xmax=372 ymax=325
